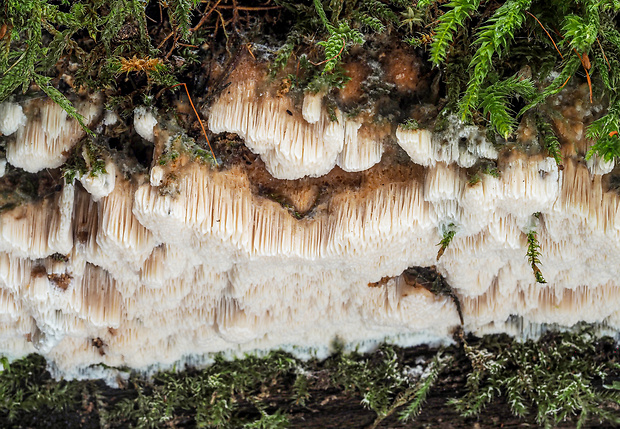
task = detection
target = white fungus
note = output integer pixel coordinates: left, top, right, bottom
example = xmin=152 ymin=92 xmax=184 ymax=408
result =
xmin=208 ymin=81 xmax=386 ymax=179
xmin=302 ymin=91 xmax=324 ymax=124
xmin=5 ymin=99 xmax=101 ymax=173
xmin=134 ymin=106 xmax=157 ymax=142
xmin=103 ymin=110 xmax=119 ymax=126
xmin=0 ymin=101 xmax=27 ymax=136
xmin=78 ymin=160 xmax=117 ymax=201
xmin=0 ymin=90 xmax=618 ymax=379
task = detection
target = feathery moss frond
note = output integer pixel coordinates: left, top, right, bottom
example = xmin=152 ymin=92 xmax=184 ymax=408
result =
xmin=33 ymin=74 xmax=92 ymax=134
xmin=526 ymin=229 xmax=546 ymax=284
xmin=478 ymin=75 xmax=535 ymax=139
xmin=354 ymin=11 xmax=386 ymax=32
xmin=562 ymin=0 xmax=599 ymax=54
xmin=361 ymin=0 xmax=399 ymax=24
xmin=536 ymin=116 xmax=563 ymax=167
xmin=398 ymin=353 xmax=451 ymax=422
xmin=452 ymin=330 xmax=620 ymax=427
xmin=430 ymin=0 xmax=481 ymax=66
xmin=518 ymin=54 xmax=582 ymax=116
xmin=437 ymin=223 xmax=456 ymax=261
xmin=586 ymin=101 xmax=620 ymax=162
xmin=459 ymin=0 xmax=532 ymax=122
xmin=168 ymin=0 xmax=201 ymax=40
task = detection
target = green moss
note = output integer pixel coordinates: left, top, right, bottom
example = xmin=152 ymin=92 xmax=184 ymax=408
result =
xmin=158 ymin=132 xmax=217 ymax=167
xmin=436 ymin=223 xmax=456 ymax=260
xmin=1 ymin=328 xmax=619 ymax=427
xmin=0 ymin=354 xmax=82 ymax=423
xmin=451 ymin=328 xmax=620 ymax=428
xmin=62 ymin=138 xmax=107 ymax=183
xmin=400 ymin=118 xmax=420 ymax=130
xmin=526 ymin=228 xmax=546 ymax=284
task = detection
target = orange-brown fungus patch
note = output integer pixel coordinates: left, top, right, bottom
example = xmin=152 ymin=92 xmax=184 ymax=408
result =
xmin=31 ymin=265 xmax=47 ymax=278
xmin=383 ymin=49 xmax=421 ymax=93
xmin=368 ymin=276 xmax=392 ymax=288
xmin=213 ymin=131 xmax=426 ymax=218
xmin=48 ymin=273 xmax=72 ymax=291
xmin=338 ymin=61 xmax=369 ymax=105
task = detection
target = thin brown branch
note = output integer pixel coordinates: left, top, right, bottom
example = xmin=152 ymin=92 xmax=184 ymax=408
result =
xmin=164 ymin=31 xmax=178 ymax=60
xmin=215 ymin=5 xmax=283 ymax=11
xmin=308 ymin=37 xmax=346 ymax=66
xmin=170 ymin=83 xmax=218 ymax=166
xmin=156 ymin=31 xmax=174 ymax=50
xmin=597 ymin=37 xmax=611 ymax=70
xmin=192 ymin=0 xmax=222 ymax=33
xmin=526 ymin=11 xmax=563 ymax=59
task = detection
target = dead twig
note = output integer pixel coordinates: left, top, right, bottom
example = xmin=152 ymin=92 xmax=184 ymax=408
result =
xmin=192 ymin=0 xmax=222 ymax=33
xmin=526 ymin=11 xmax=563 ymax=59
xmin=169 ymin=83 xmax=218 ymax=166
xmin=308 ymin=37 xmax=346 ymax=66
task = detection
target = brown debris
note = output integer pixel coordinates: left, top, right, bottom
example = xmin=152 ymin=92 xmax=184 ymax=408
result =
xmin=48 ymin=272 xmax=73 ymax=291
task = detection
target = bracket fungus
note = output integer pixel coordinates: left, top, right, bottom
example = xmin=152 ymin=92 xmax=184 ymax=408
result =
xmin=0 ymin=52 xmax=618 ymax=381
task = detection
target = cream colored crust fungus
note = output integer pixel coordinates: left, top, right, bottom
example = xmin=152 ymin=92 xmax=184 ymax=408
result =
xmin=208 ymin=82 xmax=386 ymax=178
xmin=0 ymin=74 xmax=618 ymax=378
xmin=6 ymin=98 xmax=101 ymax=173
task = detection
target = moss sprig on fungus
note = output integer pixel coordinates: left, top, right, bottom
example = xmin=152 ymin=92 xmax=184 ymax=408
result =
xmin=526 ymin=228 xmax=546 ymax=284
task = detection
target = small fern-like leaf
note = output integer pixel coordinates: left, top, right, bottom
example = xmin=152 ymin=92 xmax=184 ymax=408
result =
xmin=478 ymin=75 xmax=535 ymax=139
xmin=562 ymin=15 xmax=597 ymax=54
xmin=398 ymin=353 xmax=450 ymax=422
xmin=459 ymin=0 xmax=532 ymax=122
xmin=586 ymin=102 xmax=620 ymax=162
xmin=33 ymin=74 xmax=92 ymax=134
xmin=418 ymin=0 xmax=439 ymax=8
xmin=168 ymin=0 xmax=200 ymax=40
xmin=354 ymin=12 xmax=385 ymax=33
xmin=0 ymin=51 xmax=34 ymax=102
xmin=536 ymin=117 xmax=563 ymax=167
xmin=361 ymin=0 xmax=398 ymax=23
xmin=526 ymin=229 xmax=546 ymax=284
xmin=314 ymin=0 xmax=334 ymax=32
xmin=317 ymin=21 xmax=364 ymax=73
xmin=430 ymin=0 xmax=481 ymax=66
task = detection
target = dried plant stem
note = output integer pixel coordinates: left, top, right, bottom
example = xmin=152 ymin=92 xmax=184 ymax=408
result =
xmin=526 ymin=11 xmax=563 ymax=59
xmin=170 ymin=83 xmax=218 ymax=165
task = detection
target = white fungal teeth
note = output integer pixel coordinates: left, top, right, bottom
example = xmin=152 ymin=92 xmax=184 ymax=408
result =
xmin=134 ymin=107 xmax=157 ymax=142
xmin=208 ymin=82 xmax=386 ymax=179
xmin=395 ymin=118 xmax=498 ymax=168
xmin=5 ymin=99 xmax=101 ymax=173
xmin=0 ymin=91 xmax=617 ymax=379
xmin=302 ymin=91 xmax=323 ymax=124
xmin=0 ymin=101 xmax=27 ymax=136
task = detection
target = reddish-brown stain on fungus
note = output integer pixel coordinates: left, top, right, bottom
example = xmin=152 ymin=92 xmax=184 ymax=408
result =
xmin=383 ymin=49 xmax=421 ymax=93
xmin=338 ymin=61 xmax=369 ymax=105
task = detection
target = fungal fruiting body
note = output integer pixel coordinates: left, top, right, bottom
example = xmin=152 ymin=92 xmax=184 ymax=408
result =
xmin=0 ymin=66 xmax=617 ymax=378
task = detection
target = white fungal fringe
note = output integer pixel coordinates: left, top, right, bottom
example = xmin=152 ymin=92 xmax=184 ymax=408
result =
xmin=0 ymin=96 xmax=618 ymax=379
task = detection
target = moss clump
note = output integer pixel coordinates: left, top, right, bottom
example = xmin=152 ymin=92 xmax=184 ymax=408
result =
xmin=453 ymin=328 xmax=620 ymax=428
xmin=1 ymin=327 xmax=619 ymax=427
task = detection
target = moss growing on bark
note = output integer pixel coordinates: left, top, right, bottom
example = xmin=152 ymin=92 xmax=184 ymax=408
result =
xmin=1 ymin=328 xmax=619 ymax=428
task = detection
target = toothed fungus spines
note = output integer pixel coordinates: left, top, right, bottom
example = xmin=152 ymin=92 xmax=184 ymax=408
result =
xmin=1 ymin=0 xmax=620 ymax=384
